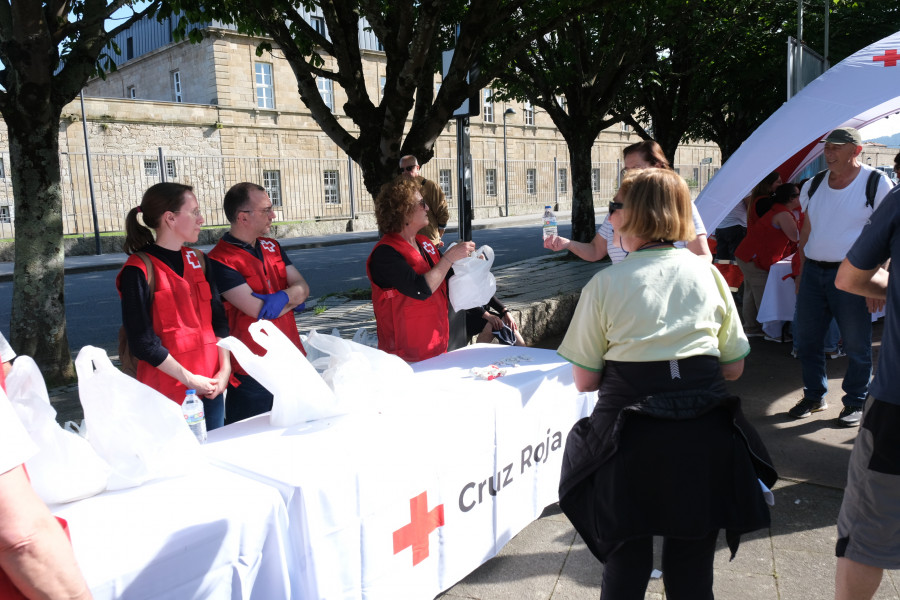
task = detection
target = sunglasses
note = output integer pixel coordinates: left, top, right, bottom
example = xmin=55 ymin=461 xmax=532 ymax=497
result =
xmin=398 ymin=165 xmax=418 ymax=173
xmin=608 ymin=201 xmax=624 ymax=214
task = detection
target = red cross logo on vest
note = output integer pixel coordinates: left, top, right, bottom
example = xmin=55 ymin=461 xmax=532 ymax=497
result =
xmin=392 ymin=491 xmax=444 ymax=566
xmin=259 ymin=239 xmax=277 ymax=253
xmin=874 ymin=49 xmax=898 ymax=67
xmin=185 ymin=250 xmax=201 ymax=269
xmin=421 ymin=240 xmax=435 ymax=256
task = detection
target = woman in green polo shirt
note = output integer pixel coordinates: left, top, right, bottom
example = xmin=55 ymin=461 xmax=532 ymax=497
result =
xmin=556 ymin=168 xmax=776 ymax=600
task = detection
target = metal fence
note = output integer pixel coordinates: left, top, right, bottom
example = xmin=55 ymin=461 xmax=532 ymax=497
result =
xmin=0 ymin=150 xmax=719 ymax=239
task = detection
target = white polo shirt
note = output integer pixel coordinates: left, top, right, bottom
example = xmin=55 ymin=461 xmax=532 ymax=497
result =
xmin=801 ymin=164 xmax=893 ymax=262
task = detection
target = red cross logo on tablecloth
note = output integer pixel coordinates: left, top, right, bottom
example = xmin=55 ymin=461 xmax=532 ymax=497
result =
xmin=392 ymin=491 xmax=444 ymax=566
xmin=874 ymin=49 xmax=898 ymax=67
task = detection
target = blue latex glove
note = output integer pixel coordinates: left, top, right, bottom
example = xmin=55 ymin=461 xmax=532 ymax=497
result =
xmin=251 ymin=290 xmax=290 ymax=320
xmin=293 ymin=302 xmax=306 ymax=313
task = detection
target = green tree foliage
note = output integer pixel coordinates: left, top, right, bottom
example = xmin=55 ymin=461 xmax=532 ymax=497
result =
xmin=491 ymin=4 xmax=659 ymax=243
xmin=167 ymin=0 xmax=591 ymax=196
xmin=0 ymin=1 xmax=163 ymax=383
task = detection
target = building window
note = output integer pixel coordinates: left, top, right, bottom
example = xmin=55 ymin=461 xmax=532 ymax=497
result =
xmin=263 ymin=170 xmax=282 ymax=206
xmin=485 ymin=168 xmax=497 ymax=196
xmin=556 ymin=94 xmax=567 ymax=113
xmin=591 ymin=168 xmax=600 ymax=192
xmin=318 ymin=77 xmax=334 ymax=111
xmin=621 ymin=122 xmax=631 ymax=133
xmin=524 ymin=101 xmax=534 ymax=126
xmin=0 ymin=159 xmax=6 ymax=179
xmin=379 ymin=76 xmax=386 ymax=101
xmin=558 ymin=168 xmax=568 ymax=194
xmin=126 ymin=37 xmax=134 ymax=60
xmin=323 ymin=170 xmax=340 ymax=204
xmin=127 ymin=85 xmax=136 ymax=99
xmin=166 ymin=160 xmax=177 ymax=179
xmin=0 ymin=206 xmax=10 ymax=223
xmin=311 ymin=15 xmax=325 ymax=35
xmin=144 ymin=159 xmax=159 ymax=178
xmin=255 ymin=63 xmax=274 ymax=109
xmin=526 ymin=169 xmax=536 ymax=195
xmin=483 ymin=89 xmax=494 ymax=123
xmin=439 ymin=169 xmax=452 ymax=199
xmin=172 ymin=71 xmax=182 ymax=103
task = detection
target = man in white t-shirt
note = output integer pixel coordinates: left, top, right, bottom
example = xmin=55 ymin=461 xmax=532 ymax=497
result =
xmin=788 ymin=127 xmax=894 ymax=426
xmin=0 ymin=388 xmax=92 ymax=598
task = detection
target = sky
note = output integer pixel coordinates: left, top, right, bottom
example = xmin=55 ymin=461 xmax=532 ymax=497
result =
xmin=860 ymin=116 xmax=900 ymax=141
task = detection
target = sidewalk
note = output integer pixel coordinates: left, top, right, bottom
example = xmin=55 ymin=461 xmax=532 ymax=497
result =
xmin=31 ymin=214 xmax=899 ymax=599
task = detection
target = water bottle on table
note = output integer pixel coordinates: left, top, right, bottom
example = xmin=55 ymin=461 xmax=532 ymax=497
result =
xmin=182 ymin=389 xmax=207 ymax=443
xmin=542 ymin=205 xmax=558 ymax=240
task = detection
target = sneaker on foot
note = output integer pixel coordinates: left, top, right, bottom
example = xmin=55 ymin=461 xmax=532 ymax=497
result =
xmin=788 ymin=397 xmax=827 ymax=419
xmin=744 ymin=329 xmax=765 ymax=338
xmin=838 ymin=406 xmax=863 ymax=427
xmin=828 ymin=347 xmax=847 ymax=359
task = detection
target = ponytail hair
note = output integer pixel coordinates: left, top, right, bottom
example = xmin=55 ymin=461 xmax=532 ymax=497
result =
xmin=123 ymin=182 xmax=193 ymax=255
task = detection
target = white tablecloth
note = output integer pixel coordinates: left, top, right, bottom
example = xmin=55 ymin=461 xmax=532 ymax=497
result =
xmin=204 ymin=345 xmax=594 ymax=600
xmin=756 ymin=259 xmax=795 ymax=338
xmin=50 ymin=465 xmax=292 ymax=600
xmin=756 ymin=258 xmax=883 ymax=338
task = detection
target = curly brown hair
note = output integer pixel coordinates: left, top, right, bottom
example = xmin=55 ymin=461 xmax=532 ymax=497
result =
xmin=375 ymin=177 xmax=423 ymax=234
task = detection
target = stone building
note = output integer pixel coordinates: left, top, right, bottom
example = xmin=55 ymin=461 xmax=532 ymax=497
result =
xmin=0 ymin=15 xmax=724 ymax=240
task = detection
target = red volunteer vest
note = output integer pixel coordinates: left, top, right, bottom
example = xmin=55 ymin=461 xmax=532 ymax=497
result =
xmin=366 ymin=233 xmax=449 ymax=362
xmin=207 ymin=237 xmax=305 ymax=377
xmin=735 ymin=204 xmax=798 ymax=271
xmin=116 ymin=248 xmax=220 ymax=403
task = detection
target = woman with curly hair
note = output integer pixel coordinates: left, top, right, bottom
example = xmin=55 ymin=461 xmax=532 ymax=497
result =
xmin=366 ymin=177 xmax=475 ymax=362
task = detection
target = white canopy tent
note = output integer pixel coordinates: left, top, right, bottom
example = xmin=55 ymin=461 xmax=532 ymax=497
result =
xmin=697 ymin=30 xmax=900 ymax=231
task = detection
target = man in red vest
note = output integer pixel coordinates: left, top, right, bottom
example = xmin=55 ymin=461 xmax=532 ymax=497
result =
xmin=208 ymin=182 xmax=310 ymax=424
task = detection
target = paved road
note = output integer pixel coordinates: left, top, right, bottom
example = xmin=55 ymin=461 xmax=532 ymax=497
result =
xmin=0 ymin=222 xmax=573 ymax=353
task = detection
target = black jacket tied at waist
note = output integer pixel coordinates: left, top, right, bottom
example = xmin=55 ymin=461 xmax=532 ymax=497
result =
xmin=558 ymin=356 xmax=777 ymax=563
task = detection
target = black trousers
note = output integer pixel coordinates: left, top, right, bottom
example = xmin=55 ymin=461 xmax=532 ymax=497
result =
xmin=600 ymin=530 xmax=719 ymax=600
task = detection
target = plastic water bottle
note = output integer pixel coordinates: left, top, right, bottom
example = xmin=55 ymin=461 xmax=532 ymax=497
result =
xmin=542 ymin=206 xmax=558 ymax=240
xmin=182 ymin=389 xmax=207 ymax=444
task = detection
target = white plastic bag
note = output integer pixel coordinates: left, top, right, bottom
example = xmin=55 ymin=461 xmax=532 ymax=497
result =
xmin=448 ymin=244 xmax=497 ymax=311
xmin=6 ymin=356 xmax=109 ymax=504
xmin=305 ymin=329 xmax=413 ymax=407
xmin=75 ymin=346 xmax=205 ymax=490
xmin=217 ymin=320 xmax=345 ymax=426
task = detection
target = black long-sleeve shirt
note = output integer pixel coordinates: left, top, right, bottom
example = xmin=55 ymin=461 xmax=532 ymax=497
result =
xmin=119 ymin=244 xmax=228 ymax=367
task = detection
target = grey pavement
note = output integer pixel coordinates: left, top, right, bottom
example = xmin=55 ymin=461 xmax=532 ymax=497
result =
xmin=23 ymin=214 xmax=897 ymax=599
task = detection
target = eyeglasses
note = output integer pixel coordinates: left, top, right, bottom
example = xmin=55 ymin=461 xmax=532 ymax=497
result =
xmin=240 ymin=206 xmax=275 ymax=215
xmin=416 ymin=199 xmax=426 ymax=208
xmin=175 ymin=209 xmax=202 ymax=218
xmin=608 ymin=201 xmax=624 ymax=214
xmin=398 ymin=165 xmax=418 ymax=173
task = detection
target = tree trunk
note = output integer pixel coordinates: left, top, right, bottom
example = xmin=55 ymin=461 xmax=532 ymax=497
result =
xmin=568 ymin=137 xmax=597 ymax=244
xmin=7 ymin=111 xmax=74 ymax=384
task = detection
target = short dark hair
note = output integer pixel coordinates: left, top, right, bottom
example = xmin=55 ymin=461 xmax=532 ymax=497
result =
xmin=223 ymin=182 xmax=265 ymax=223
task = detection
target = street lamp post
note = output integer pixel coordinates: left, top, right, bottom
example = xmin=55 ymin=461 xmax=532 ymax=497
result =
xmin=503 ymin=107 xmax=516 ymax=216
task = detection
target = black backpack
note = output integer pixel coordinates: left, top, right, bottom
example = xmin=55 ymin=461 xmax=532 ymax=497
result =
xmin=806 ymin=168 xmax=882 ymax=209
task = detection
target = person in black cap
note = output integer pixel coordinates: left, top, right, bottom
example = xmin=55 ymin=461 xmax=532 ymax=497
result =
xmin=788 ymin=127 xmax=894 ymax=427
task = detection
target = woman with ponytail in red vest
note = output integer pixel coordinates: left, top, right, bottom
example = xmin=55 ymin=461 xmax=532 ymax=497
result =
xmin=116 ymin=183 xmax=231 ymax=429
xmin=367 ymin=178 xmax=475 ymax=362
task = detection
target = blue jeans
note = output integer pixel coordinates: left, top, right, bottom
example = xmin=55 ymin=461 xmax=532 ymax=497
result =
xmin=795 ymin=262 xmax=872 ymax=408
xmin=792 ymin=307 xmax=840 ymax=352
xmin=203 ymin=393 xmax=225 ymax=431
xmin=224 ymin=373 xmax=274 ymax=425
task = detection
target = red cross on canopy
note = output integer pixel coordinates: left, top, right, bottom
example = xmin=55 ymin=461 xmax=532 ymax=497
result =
xmin=874 ymin=49 xmax=898 ymax=67
xmin=392 ymin=491 xmax=445 ymax=566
